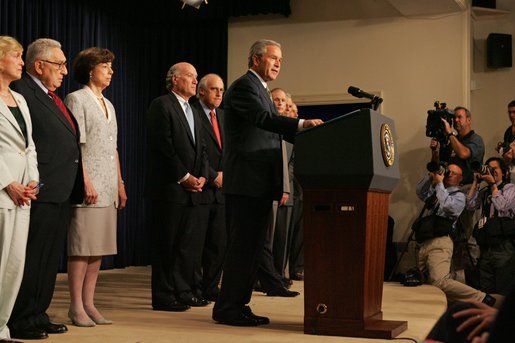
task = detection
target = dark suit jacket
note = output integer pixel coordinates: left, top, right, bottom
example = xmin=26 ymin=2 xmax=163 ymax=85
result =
xmin=222 ymin=71 xmax=299 ymax=200
xmin=11 ymin=73 xmax=83 ymax=204
xmin=145 ymin=93 xmax=208 ymax=205
xmin=192 ymin=101 xmax=224 ymax=204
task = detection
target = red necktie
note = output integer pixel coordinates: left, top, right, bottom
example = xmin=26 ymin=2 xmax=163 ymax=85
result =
xmin=48 ymin=90 xmax=76 ymax=133
xmin=210 ymin=110 xmax=222 ymax=149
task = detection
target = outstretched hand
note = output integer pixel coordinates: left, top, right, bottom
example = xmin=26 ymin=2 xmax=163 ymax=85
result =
xmin=303 ymin=119 xmax=323 ymax=128
xmin=453 ymin=300 xmax=497 ymax=341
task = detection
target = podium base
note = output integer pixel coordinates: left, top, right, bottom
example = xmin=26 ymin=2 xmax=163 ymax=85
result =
xmin=304 ymin=314 xmax=408 ymax=339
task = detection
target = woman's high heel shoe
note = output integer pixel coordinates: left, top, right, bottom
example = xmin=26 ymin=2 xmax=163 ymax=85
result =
xmin=68 ymin=310 xmax=96 ymax=327
xmin=88 ymin=316 xmax=112 ymax=325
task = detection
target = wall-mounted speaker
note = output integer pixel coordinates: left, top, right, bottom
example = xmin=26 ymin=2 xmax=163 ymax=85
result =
xmin=487 ymin=33 xmax=512 ymax=68
xmin=472 ymin=0 xmax=496 ymax=8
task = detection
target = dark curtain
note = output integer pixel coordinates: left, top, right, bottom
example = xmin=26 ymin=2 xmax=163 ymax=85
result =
xmin=0 ymin=0 xmax=290 ymax=269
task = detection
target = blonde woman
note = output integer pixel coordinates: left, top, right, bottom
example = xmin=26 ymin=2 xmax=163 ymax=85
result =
xmin=0 ymin=36 xmax=39 ymax=341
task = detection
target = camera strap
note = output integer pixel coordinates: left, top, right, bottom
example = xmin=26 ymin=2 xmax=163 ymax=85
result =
xmin=480 ymin=182 xmax=506 ymax=218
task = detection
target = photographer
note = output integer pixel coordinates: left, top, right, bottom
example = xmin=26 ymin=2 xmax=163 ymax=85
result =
xmin=432 ymin=106 xmax=484 ymax=185
xmin=498 ymin=141 xmax=515 ymax=183
xmin=415 ymin=163 xmax=493 ymax=304
xmin=466 ymin=157 xmax=515 ymax=296
xmin=502 ymin=100 xmax=515 ymax=144
xmin=430 ymin=106 xmax=485 ymax=275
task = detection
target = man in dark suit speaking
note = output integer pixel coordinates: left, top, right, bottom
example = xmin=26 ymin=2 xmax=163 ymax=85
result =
xmin=212 ymin=39 xmax=323 ymax=327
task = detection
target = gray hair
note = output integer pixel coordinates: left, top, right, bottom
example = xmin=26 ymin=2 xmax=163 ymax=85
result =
xmin=165 ymin=63 xmax=190 ymax=91
xmin=196 ymin=73 xmax=223 ymax=98
xmin=247 ymin=39 xmax=281 ymax=68
xmin=25 ymin=38 xmax=62 ymax=73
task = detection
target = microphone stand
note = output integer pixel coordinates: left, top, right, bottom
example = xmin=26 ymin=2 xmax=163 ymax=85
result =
xmin=371 ymin=97 xmax=383 ymax=111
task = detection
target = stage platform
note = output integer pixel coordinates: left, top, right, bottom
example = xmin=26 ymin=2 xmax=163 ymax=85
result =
xmin=45 ymin=266 xmax=446 ymax=342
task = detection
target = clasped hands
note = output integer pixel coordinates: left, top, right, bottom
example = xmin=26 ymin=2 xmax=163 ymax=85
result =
xmin=181 ymin=175 xmax=206 ymax=192
xmin=6 ymin=180 xmax=39 ymax=206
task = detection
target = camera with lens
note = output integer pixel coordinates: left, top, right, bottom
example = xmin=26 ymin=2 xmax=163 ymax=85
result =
xmin=426 ymin=161 xmax=450 ymax=176
xmin=426 ymin=101 xmax=454 ymax=162
xmin=471 ymin=161 xmax=494 ymax=176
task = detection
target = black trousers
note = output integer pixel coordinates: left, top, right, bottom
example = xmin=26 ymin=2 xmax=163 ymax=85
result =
xmin=288 ymin=195 xmax=304 ymax=276
xmin=149 ymin=200 xmax=208 ymax=305
xmin=213 ymin=194 xmax=272 ymax=319
xmin=257 ymin=202 xmax=285 ymax=292
xmin=196 ymin=202 xmax=226 ymax=297
xmin=8 ymin=201 xmax=71 ymax=330
xmin=272 ymin=204 xmax=292 ymax=277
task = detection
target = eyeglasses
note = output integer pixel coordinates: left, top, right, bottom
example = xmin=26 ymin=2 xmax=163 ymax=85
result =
xmin=447 ymin=170 xmax=462 ymax=176
xmin=41 ymin=60 xmax=67 ymax=70
xmin=508 ymin=110 xmax=515 ymax=114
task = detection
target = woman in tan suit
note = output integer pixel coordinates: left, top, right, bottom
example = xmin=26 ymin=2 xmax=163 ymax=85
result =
xmin=64 ymin=47 xmax=127 ymax=327
xmin=0 ymin=36 xmax=39 ymax=341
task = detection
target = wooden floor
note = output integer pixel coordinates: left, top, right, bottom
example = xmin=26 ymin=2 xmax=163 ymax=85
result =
xmin=43 ymin=266 xmax=446 ymax=343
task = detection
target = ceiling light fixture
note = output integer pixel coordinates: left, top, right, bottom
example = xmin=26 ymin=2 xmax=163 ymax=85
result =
xmin=180 ymin=0 xmax=207 ymax=10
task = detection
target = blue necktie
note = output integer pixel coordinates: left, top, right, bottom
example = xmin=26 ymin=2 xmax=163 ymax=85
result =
xmin=183 ymin=102 xmax=195 ymax=142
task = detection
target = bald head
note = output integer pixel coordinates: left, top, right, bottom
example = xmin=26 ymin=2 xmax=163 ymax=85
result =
xmin=197 ymin=73 xmax=224 ymax=110
xmin=271 ymin=88 xmax=287 ymax=115
xmin=166 ymin=62 xmax=198 ymax=100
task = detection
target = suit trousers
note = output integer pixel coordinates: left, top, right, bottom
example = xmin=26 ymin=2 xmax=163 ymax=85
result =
xmin=213 ymin=194 xmax=272 ymax=319
xmin=149 ymin=200 xmax=208 ymax=305
xmin=196 ymin=202 xmax=226 ymax=298
xmin=418 ymin=235 xmax=485 ymax=303
xmin=288 ymin=195 xmax=304 ymax=276
xmin=0 ymin=207 xmax=30 ymax=338
xmin=273 ymin=204 xmax=293 ymax=277
xmin=8 ymin=201 xmax=71 ymax=330
xmin=258 ymin=201 xmax=286 ymax=291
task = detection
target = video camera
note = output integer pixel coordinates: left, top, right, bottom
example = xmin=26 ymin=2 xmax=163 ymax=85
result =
xmin=426 ymin=101 xmax=454 ymax=162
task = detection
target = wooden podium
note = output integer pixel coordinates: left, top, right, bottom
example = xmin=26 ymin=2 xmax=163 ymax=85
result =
xmin=294 ymin=109 xmax=406 ymax=339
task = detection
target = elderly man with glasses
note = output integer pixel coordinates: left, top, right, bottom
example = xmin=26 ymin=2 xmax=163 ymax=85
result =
xmin=8 ymin=38 xmax=84 ymax=340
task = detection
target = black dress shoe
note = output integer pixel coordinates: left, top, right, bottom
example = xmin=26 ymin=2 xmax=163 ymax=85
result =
xmin=213 ymin=312 xmax=259 ymax=327
xmin=266 ymin=287 xmax=300 ymax=297
xmin=204 ymin=293 xmax=219 ymax=302
xmin=153 ymin=301 xmax=190 ymax=312
xmin=290 ymin=271 xmax=304 ymax=281
xmin=10 ymin=328 xmax=48 ymax=340
xmin=253 ymin=285 xmax=265 ymax=293
xmin=179 ymin=295 xmax=210 ymax=307
xmin=242 ymin=306 xmax=270 ymax=325
xmin=38 ymin=322 xmax=68 ymax=334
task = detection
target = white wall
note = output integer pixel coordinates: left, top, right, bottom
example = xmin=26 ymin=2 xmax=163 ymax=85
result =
xmin=228 ymin=12 xmax=471 ymax=241
xmin=471 ymin=0 xmax=515 ymax=153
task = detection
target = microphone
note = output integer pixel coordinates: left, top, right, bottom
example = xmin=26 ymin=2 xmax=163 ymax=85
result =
xmin=347 ymin=86 xmax=383 ymax=104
